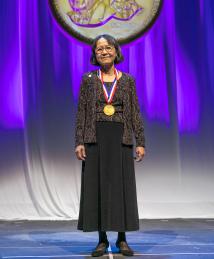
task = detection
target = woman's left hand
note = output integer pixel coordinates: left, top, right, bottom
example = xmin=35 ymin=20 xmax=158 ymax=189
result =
xmin=135 ymin=147 xmax=145 ymax=162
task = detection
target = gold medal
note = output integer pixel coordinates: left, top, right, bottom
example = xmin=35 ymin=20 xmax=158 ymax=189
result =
xmin=98 ymin=68 xmax=119 ymax=116
xmin=103 ymin=104 xmax=115 ymax=116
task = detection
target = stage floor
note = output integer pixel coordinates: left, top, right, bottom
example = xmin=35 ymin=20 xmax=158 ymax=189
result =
xmin=0 ymin=219 xmax=214 ymax=258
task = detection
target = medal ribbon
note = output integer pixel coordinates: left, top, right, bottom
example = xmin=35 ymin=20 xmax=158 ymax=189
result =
xmin=98 ymin=68 xmax=119 ymax=104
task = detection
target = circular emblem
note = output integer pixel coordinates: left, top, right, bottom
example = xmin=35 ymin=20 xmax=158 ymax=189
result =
xmin=49 ymin=0 xmax=163 ymax=45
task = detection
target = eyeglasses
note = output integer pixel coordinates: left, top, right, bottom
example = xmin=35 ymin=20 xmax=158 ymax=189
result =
xmin=95 ymin=45 xmax=115 ymax=54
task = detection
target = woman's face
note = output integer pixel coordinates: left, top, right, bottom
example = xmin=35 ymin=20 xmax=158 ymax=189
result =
xmin=95 ymin=38 xmax=117 ymax=67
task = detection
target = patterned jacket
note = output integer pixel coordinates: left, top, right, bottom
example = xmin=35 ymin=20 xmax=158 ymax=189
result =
xmin=75 ymin=70 xmax=145 ymax=148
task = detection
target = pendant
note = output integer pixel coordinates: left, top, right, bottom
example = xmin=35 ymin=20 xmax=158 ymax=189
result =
xmin=103 ymin=104 xmax=115 ymax=116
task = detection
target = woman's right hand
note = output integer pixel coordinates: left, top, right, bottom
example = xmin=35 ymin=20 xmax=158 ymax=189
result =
xmin=75 ymin=145 xmax=86 ymax=160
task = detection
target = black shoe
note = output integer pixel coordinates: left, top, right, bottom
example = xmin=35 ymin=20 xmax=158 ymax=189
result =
xmin=91 ymin=241 xmax=109 ymax=257
xmin=116 ymin=240 xmax=134 ymax=256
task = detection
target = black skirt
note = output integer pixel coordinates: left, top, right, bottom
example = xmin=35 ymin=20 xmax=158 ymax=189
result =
xmin=77 ymin=121 xmax=139 ymax=232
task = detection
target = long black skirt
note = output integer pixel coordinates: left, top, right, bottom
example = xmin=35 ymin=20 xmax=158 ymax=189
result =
xmin=77 ymin=121 xmax=139 ymax=232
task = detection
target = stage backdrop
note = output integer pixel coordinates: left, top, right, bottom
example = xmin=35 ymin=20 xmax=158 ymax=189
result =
xmin=0 ymin=0 xmax=214 ymax=220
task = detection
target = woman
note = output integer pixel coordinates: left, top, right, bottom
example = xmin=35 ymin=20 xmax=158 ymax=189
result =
xmin=75 ymin=34 xmax=145 ymax=257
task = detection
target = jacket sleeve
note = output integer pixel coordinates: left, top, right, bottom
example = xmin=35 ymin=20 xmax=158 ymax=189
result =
xmin=75 ymin=74 xmax=87 ymax=148
xmin=130 ymin=76 xmax=145 ymax=147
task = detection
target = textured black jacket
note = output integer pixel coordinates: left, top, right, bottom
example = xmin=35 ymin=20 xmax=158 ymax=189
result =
xmin=75 ymin=70 xmax=145 ymax=147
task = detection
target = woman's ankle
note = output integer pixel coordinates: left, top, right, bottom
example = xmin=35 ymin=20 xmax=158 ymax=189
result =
xmin=117 ymin=231 xmax=126 ymax=242
xmin=99 ymin=231 xmax=108 ymax=244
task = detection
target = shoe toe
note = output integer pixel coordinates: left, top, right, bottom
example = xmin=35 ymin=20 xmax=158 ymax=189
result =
xmin=91 ymin=242 xmax=109 ymax=257
xmin=116 ymin=241 xmax=134 ymax=256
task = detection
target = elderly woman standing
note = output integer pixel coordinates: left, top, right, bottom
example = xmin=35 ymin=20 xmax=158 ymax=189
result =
xmin=75 ymin=34 xmax=145 ymax=257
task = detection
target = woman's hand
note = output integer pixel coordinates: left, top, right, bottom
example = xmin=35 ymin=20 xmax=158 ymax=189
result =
xmin=135 ymin=146 xmax=145 ymax=162
xmin=75 ymin=145 xmax=86 ymax=160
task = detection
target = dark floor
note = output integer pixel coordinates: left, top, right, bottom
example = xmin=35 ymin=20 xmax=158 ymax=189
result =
xmin=0 ymin=219 xmax=214 ymax=258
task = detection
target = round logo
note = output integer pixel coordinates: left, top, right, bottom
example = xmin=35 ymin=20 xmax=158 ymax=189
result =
xmin=49 ymin=0 xmax=163 ymax=45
